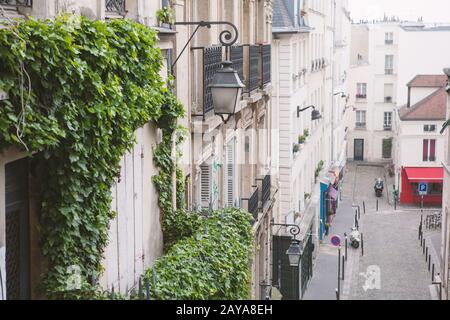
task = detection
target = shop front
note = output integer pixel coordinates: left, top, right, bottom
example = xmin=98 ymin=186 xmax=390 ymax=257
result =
xmin=319 ymin=165 xmax=345 ymax=240
xmin=400 ymin=167 xmax=443 ymax=206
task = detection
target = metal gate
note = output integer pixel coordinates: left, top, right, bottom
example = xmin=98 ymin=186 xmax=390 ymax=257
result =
xmin=5 ymin=158 xmax=30 ymax=300
xmin=300 ymin=234 xmax=314 ymax=298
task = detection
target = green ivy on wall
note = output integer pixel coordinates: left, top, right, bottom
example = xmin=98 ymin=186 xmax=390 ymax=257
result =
xmin=143 ymin=208 xmax=254 ymax=300
xmin=0 ymin=14 xmax=176 ymax=299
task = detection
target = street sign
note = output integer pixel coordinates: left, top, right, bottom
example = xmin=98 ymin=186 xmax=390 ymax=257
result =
xmin=331 ymin=235 xmax=341 ymax=247
xmin=418 ymin=182 xmax=428 ymax=196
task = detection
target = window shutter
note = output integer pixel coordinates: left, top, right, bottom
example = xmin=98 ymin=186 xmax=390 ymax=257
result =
xmin=226 ymin=141 xmax=235 ymax=207
xmin=200 ymin=164 xmax=211 ymax=209
xmin=423 ymin=139 xmax=429 ymax=162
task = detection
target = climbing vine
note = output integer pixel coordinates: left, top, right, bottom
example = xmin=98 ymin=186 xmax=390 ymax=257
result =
xmin=143 ymin=208 xmax=254 ymax=300
xmin=0 ymin=15 xmax=174 ymax=299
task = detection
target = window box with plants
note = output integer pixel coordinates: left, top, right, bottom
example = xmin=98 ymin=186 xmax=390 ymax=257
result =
xmin=314 ymin=160 xmax=324 ymax=183
xmin=293 ymin=143 xmax=300 ymax=155
xmin=156 ymin=5 xmax=175 ymax=28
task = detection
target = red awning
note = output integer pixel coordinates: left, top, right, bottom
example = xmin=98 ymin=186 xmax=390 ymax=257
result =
xmin=404 ymin=167 xmax=443 ymax=182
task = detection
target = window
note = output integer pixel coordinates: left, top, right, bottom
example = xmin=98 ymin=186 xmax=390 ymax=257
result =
xmin=356 ymin=83 xmax=367 ymax=98
xmin=225 ymin=140 xmax=237 ymax=207
xmin=385 ymin=32 xmax=394 ymax=45
xmin=423 ymin=139 xmax=436 ymax=162
xmin=382 ymin=138 xmax=393 ymax=159
xmin=385 ymin=55 xmax=394 ymax=74
xmin=199 ymin=163 xmax=211 ymax=209
xmin=384 ymin=83 xmax=393 ymax=102
xmin=424 ymin=125 xmax=437 ymax=132
xmin=356 ymin=110 xmax=366 ymax=128
xmin=384 ymin=112 xmax=392 ymax=130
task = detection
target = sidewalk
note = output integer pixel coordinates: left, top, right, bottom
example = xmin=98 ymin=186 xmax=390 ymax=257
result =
xmin=302 ymin=201 xmax=355 ymax=300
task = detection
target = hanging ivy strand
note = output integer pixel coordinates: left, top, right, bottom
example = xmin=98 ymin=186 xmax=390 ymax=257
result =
xmin=0 ymin=14 xmax=178 ymax=299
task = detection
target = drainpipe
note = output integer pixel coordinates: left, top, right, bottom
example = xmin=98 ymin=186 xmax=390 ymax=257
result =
xmin=331 ymin=0 xmax=337 ymax=164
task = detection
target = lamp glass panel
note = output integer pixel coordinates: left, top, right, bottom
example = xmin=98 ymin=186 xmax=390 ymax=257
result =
xmin=211 ymin=87 xmax=240 ymax=115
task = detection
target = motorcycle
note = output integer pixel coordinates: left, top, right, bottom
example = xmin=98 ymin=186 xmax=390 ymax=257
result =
xmin=348 ymin=228 xmax=361 ymax=249
xmin=374 ymin=178 xmax=384 ymax=197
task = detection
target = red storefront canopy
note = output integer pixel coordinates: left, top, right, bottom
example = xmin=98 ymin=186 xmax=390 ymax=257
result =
xmin=404 ymin=167 xmax=443 ymax=182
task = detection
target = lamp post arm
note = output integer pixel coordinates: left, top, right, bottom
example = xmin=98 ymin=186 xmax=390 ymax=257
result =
xmin=170 ymin=21 xmax=239 ymax=73
xmin=298 ymin=105 xmax=316 ymax=113
xmin=271 ymin=223 xmax=300 ymax=238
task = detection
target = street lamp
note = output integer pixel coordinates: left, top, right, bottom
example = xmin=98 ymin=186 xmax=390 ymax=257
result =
xmin=333 ymin=91 xmax=348 ymax=99
xmin=209 ymin=61 xmax=245 ymax=123
xmin=286 ymin=239 xmax=303 ymax=267
xmin=297 ymin=105 xmax=322 ymax=120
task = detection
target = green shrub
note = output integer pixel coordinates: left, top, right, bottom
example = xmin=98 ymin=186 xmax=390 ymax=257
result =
xmin=144 ymin=208 xmax=254 ymax=300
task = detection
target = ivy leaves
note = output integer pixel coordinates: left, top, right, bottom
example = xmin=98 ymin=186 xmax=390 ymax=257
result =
xmin=0 ymin=15 xmax=172 ymax=299
xmin=144 ymin=208 xmax=254 ymax=300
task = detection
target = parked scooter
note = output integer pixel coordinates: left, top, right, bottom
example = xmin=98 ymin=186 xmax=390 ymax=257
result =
xmin=349 ymin=227 xmax=361 ymax=249
xmin=374 ymin=178 xmax=384 ymax=197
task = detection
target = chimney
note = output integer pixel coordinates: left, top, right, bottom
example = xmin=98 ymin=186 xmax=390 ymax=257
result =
xmin=407 ymin=87 xmax=411 ymax=108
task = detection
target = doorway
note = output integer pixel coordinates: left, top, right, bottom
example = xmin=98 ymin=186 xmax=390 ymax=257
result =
xmin=354 ymin=139 xmax=364 ymax=161
xmin=5 ymin=158 xmax=30 ymax=300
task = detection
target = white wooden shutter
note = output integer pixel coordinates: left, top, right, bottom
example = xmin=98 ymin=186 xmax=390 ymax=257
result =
xmin=200 ymin=163 xmax=211 ymax=209
xmin=226 ymin=141 xmax=236 ymax=207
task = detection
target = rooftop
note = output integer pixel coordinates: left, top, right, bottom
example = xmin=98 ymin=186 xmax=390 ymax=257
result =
xmin=399 ymin=87 xmax=447 ymax=121
xmin=273 ymin=0 xmax=312 ymax=34
xmin=407 ymin=75 xmax=448 ymax=88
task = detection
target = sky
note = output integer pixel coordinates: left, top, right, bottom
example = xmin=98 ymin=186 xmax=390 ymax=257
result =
xmin=348 ymin=0 xmax=450 ymax=23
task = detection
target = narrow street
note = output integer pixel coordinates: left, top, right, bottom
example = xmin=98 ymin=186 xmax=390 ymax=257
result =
xmin=304 ymin=162 xmax=435 ymax=300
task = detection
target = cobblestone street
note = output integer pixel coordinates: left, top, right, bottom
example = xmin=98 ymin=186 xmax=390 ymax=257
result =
xmin=304 ymin=162 xmax=435 ymax=300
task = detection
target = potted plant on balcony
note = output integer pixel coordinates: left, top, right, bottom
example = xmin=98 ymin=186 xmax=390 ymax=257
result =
xmin=156 ymin=6 xmax=175 ymax=28
xmin=304 ymin=193 xmax=311 ymax=200
xmin=293 ymin=143 xmax=300 ymax=155
xmin=298 ymin=135 xmax=306 ymax=145
xmin=303 ymin=129 xmax=309 ymax=138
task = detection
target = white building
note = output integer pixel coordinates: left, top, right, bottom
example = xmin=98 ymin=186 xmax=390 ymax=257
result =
xmin=347 ymin=20 xmax=450 ymax=163
xmin=394 ymin=75 xmax=447 ymax=206
xmin=440 ymin=68 xmax=450 ymax=301
xmin=271 ymin=0 xmax=350 ymax=299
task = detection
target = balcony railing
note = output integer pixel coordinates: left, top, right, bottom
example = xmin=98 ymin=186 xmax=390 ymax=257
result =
xmin=384 ymin=124 xmax=392 ymax=131
xmin=202 ymin=46 xmax=223 ymax=115
xmin=0 ymin=0 xmax=32 ymax=7
xmin=248 ymin=45 xmax=261 ymax=92
xmin=230 ymin=45 xmax=244 ymax=84
xmin=356 ymin=94 xmax=367 ymax=99
xmin=356 ymin=122 xmax=366 ymax=128
xmin=195 ymin=44 xmax=271 ymax=117
xmin=262 ymin=44 xmax=271 ymax=85
xmin=246 ymin=188 xmax=259 ymax=223
xmin=385 ymin=69 xmax=394 ymax=75
xmin=385 ymin=40 xmax=394 ymax=45
xmin=106 ymin=0 xmax=126 ymax=14
xmin=261 ymin=175 xmax=271 ymax=208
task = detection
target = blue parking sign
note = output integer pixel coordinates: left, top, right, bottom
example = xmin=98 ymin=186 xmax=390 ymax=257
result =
xmin=418 ymin=182 xmax=428 ymax=195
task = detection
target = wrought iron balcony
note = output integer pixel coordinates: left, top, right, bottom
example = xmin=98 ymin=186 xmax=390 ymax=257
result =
xmin=246 ymin=188 xmax=259 ymax=223
xmin=230 ymin=45 xmax=244 ymax=85
xmin=261 ymin=175 xmax=271 ymax=208
xmin=248 ymin=45 xmax=261 ymax=92
xmin=195 ymin=44 xmax=271 ymax=117
xmin=106 ymin=0 xmax=126 ymax=14
xmin=356 ymin=94 xmax=367 ymax=99
xmin=355 ymin=122 xmax=366 ymax=129
xmin=262 ymin=44 xmax=271 ymax=86
xmin=0 ymin=0 xmax=32 ymax=7
xmin=202 ymin=46 xmax=223 ymax=115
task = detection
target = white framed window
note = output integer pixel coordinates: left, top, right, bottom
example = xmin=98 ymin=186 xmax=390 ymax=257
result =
xmin=385 ymin=32 xmax=394 ymax=44
xmin=384 ymin=112 xmax=392 ymax=129
xmin=356 ymin=110 xmax=366 ymax=127
xmin=356 ymin=83 xmax=367 ymax=98
xmin=384 ymin=83 xmax=394 ymax=102
xmin=424 ymin=124 xmax=437 ymax=132
xmin=385 ymin=55 xmax=394 ymax=74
